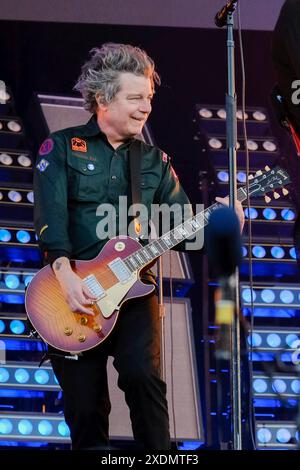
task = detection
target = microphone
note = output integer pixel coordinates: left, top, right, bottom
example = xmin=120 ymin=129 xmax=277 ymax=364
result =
xmin=206 ymin=206 xmax=242 ymax=278
xmin=207 ymin=206 xmax=242 ymax=360
xmin=215 ymin=0 xmax=239 ymax=28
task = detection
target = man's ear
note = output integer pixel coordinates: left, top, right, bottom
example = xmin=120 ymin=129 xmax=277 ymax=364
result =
xmin=95 ymin=92 xmax=108 ymax=111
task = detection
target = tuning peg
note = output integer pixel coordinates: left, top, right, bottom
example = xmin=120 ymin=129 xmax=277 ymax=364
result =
xmin=264 ymin=165 xmax=270 ymax=171
xmin=248 ymin=174 xmax=254 ymax=180
xmin=265 ymin=195 xmax=271 ymax=203
xmin=255 ymin=170 xmax=263 ymax=176
xmin=282 ymin=188 xmax=289 ymax=196
xmin=273 ymin=191 xmax=280 ymax=199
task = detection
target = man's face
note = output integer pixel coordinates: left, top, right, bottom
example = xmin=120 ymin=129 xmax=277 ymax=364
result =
xmin=98 ymin=72 xmax=153 ymax=139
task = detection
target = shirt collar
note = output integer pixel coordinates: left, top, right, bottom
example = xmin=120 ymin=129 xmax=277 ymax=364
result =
xmin=81 ymin=114 xmax=104 ymax=137
xmin=81 ymin=114 xmax=134 ymax=149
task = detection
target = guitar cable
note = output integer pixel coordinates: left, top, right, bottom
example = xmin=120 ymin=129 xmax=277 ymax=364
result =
xmin=237 ymin=2 xmax=256 ymax=450
xmin=168 ymin=249 xmax=178 ymax=448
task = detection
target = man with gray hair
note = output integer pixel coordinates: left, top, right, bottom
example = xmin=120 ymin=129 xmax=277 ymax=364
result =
xmin=34 ymin=43 xmax=188 ymax=451
xmin=34 ymin=43 xmax=244 ymax=450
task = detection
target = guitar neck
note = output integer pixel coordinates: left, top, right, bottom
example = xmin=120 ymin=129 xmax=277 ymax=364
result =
xmin=123 ymin=187 xmax=247 ymax=273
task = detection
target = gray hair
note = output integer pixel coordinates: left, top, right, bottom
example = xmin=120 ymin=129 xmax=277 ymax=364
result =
xmin=74 ymin=43 xmax=161 ymax=113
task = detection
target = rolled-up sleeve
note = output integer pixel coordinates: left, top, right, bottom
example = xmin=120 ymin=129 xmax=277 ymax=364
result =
xmin=34 ymin=133 xmax=72 ymax=264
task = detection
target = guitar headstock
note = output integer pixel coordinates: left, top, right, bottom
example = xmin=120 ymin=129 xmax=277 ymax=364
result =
xmin=244 ymin=166 xmax=291 ymax=203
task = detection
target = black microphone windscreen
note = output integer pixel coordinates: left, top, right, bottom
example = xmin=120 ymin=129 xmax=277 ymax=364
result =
xmin=207 ymin=206 xmax=242 ymax=277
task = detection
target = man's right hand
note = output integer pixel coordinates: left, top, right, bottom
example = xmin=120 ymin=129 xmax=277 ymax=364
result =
xmin=52 ymin=257 xmax=98 ymax=315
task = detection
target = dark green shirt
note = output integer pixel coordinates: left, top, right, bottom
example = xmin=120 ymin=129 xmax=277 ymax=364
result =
xmin=34 ymin=115 xmax=192 ymax=264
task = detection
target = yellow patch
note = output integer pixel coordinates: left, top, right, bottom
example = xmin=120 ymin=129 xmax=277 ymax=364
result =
xmin=39 ymin=225 xmax=48 ymax=237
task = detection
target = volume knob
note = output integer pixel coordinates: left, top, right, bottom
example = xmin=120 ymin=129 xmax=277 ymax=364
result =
xmin=93 ymin=324 xmax=102 ymax=333
xmin=64 ymin=327 xmax=73 ymax=336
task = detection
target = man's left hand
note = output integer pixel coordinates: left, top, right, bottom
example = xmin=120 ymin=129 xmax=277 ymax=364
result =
xmin=215 ymin=196 xmax=245 ymax=233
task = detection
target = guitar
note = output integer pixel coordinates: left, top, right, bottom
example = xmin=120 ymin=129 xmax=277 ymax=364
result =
xmin=25 ymin=166 xmax=291 ymax=353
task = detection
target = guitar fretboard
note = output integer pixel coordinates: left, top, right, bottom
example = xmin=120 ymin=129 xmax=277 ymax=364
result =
xmin=123 ymin=187 xmax=247 ymax=272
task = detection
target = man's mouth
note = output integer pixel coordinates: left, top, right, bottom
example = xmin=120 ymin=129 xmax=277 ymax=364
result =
xmin=131 ymin=117 xmax=144 ymax=122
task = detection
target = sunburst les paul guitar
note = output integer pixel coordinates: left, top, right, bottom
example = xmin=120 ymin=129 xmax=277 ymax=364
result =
xmin=25 ymin=166 xmax=291 ymax=353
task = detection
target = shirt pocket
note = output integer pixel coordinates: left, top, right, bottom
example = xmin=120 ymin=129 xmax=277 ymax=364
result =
xmin=140 ymin=173 xmax=160 ymax=190
xmin=67 ymin=159 xmax=105 ymax=202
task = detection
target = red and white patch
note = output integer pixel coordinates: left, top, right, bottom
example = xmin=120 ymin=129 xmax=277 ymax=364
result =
xmin=162 ymin=152 xmax=168 ymax=163
xmin=170 ymin=165 xmax=178 ymax=180
xmin=39 ymin=138 xmax=54 ymax=156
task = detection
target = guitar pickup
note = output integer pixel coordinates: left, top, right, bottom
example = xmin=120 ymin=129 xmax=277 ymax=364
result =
xmin=108 ymin=258 xmax=133 ymax=284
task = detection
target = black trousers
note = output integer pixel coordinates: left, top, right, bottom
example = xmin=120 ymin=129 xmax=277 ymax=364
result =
xmin=51 ymin=290 xmax=171 ymax=450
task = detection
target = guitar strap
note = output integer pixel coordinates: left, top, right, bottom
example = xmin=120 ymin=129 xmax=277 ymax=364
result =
xmin=129 ymin=140 xmax=142 ymax=237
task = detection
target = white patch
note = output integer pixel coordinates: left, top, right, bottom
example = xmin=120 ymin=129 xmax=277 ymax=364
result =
xmin=36 ymin=159 xmax=49 ymax=172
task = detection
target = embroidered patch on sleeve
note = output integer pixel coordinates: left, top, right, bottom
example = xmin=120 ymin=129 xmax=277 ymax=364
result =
xmin=170 ymin=165 xmax=178 ymax=180
xmin=36 ymin=159 xmax=50 ymax=172
xmin=39 ymin=138 xmax=54 ymax=156
xmin=162 ymin=152 xmax=168 ymax=163
xmin=71 ymin=137 xmax=87 ymax=152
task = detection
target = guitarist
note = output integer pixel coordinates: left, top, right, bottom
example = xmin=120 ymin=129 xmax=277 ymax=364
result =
xmin=34 ymin=43 xmax=245 ymax=450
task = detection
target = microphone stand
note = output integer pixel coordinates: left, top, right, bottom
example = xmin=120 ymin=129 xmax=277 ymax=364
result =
xmin=215 ymin=0 xmax=242 ymax=450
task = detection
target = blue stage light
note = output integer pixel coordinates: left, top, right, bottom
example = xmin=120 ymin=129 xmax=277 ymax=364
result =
xmin=272 ymin=379 xmax=287 ymax=394
xmin=237 ymin=172 xmax=246 ymax=183
xmin=248 ymin=332 xmax=262 ymax=347
xmin=276 ymin=428 xmax=291 ymax=443
xmin=280 ymin=290 xmax=294 ymax=304
xmin=242 ymin=288 xmax=256 ymax=303
xmin=14 ymin=368 xmax=30 ymax=384
xmin=34 ymin=370 xmax=50 ymax=385
xmin=263 ymin=208 xmax=277 ymax=220
xmin=217 ymin=171 xmax=229 ymax=182
xmin=53 ymin=374 xmax=59 ymax=385
xmin=16 ymin=230 xmax=30 ymax=244
xmin=244 ymin=208 xmax=258 ymax=219
xmin=0 ymin=419 xmax=13 ymax=434
xmin=9 ymin=320 xmax=25 ymax=335
xmin=58 ymin=421 xmax=70 ymax=437
xmin=18 ymin=419 xmax=33 ymax=435
xmin=261 ymin=289 xmax=275 ymax=303
xmin=291 ymin=380 xmax=300 ymax=394
xmin=24 ymin=275 xmax=34 ymax=287
xmin=0 ymin=229 xmax=11 ymax=242
xmin=266 ymin=333 xmax=281 ymax=348
xmin=257 ymin=428 xmax=272 ymax=443
xmin=0 ymin=320 xmax=5 ymax=334
xmin=252 ymin=246 xmax=266 ymax=258
xmin=286 ymin=334 xmax=299 ymax=348
xmin=281 ymin=209 xmax=295 ymax=221
xmin=271 ymin=246 xmax=285 ymax=259
xmin=38 ymin=420 xmax=53 ymax=436
xmin=253 ymin=378 xmax=268 ymax=393
xmin=290 ymin=247 xmax=296 ymax=259
xmin=0 ymin=368 xmax=9 ymax=383
xmin=4 ymin=274 xmax=20 ymax=289
xmin=242 ymin=246 xmax=247 ymax=257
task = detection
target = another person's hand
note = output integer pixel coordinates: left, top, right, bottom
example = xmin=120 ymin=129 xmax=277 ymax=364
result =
xmin=53 ymin=258 xmax=97 ymax=315
xmin=215 ymin=196 xmax=245 ymax=233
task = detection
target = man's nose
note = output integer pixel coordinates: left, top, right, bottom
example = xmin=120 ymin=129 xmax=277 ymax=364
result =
xmin=139 ymin=100 xmax=152 ymax=113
